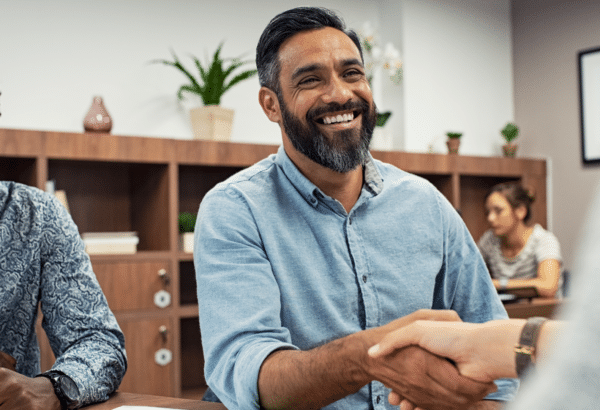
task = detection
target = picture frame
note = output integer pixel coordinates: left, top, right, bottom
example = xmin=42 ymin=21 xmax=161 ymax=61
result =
xmin=578 ymin=46 xmax=600 ymax=164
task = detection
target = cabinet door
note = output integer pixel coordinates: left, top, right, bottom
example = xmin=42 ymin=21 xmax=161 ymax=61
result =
xmin=118 ymin=317 xmax=174 ymax=396
xmin=93 ymin=261 xmax=173 ymax=312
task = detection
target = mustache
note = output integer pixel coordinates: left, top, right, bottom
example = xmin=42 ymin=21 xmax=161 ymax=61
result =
xmin=307 ymin=100 xmax=370 ymax=121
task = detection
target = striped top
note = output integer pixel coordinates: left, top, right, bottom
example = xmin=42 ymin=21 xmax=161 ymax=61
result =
xmin=478 ymin=224 xmax=562 ymax=281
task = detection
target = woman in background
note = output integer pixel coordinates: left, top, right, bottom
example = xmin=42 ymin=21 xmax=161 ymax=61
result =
xmin=478 ymin=182 xmax=562 ymax=297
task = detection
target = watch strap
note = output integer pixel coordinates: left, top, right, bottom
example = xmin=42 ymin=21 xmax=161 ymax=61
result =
xmin=36 ymin=370 xmax=80 ymax=410
xmin=515 ymin=316 xmax=547 ymax=377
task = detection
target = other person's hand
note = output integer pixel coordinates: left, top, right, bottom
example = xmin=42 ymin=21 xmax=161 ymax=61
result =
xmin=369 ymin=319 xmax=525 ymax=383
xmin=0 ymin=368 xmax=61 ymax=410
xmin=367 ymin=345 xmax=496 ymax=410
xmin=364 ymin=310 xmax=496 ymax=410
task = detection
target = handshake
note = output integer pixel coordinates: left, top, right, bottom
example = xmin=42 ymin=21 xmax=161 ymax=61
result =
xmin=365 ymin=310 xmax=543 ymax=410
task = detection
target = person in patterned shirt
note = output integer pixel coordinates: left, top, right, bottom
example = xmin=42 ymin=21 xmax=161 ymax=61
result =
xmin=0 ymin=181 xmax=126 ymax=409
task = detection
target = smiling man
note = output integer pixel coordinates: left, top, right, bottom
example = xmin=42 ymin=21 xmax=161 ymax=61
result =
xmin=194 ymin=7 xmax=517 ymax=410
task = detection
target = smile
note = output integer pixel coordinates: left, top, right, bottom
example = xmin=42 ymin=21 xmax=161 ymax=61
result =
xmin=316 ymin=111 xmax=359 ymax=125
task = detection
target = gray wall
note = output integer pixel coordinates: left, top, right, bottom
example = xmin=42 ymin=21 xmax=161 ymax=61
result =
xmin=512 ymin=0 xmax=600 ymax=270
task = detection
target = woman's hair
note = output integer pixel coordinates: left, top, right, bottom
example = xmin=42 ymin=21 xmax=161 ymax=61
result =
xmin=255 ymin=7 xmax=363 ymax=95
xmin=486 ymin=182 xmax=535 ymax=223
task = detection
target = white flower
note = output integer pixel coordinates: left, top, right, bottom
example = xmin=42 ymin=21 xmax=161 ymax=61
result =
xmin=357 ymin=22 xmax=403 ymax=85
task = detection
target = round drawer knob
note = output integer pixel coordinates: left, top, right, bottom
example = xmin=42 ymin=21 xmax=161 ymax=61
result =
xmin=154 ymin=348 xmax=172 ymax=366
xmin=154 ymin=290 xmax=171 ymax=308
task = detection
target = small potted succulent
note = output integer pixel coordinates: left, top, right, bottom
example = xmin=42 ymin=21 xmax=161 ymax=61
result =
xmin=153 ymin=42 xmax=257 ymax=141
xmin=500 ymin=122 xmax=519 ymax=157
xmin=445 ymin=132 xmax=463 ymax=154
xmin=178 ymin=211 xmax=197 ymax=253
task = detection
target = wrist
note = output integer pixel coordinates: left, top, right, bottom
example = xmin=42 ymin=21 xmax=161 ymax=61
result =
xmin=514 ymin=317 xmax=547 ymax=377
xmin=477 ymin=320 xmax=525 ymax=379
xmin=36 ymin=371 xmax=81 ymax=410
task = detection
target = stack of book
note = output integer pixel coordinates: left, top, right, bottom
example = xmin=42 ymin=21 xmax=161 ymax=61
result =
xmin=82 ymin=232 xmax=139 ymax=255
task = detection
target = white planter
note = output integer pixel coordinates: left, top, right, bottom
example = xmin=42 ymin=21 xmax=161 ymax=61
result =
xmin=180 ymin=232 xmax=194 ymax=253
xmin=189 ymin=105 xmax=234 ymax=141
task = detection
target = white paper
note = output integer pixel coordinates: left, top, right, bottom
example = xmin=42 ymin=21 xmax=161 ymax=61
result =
xmin=113 ymin=406 xmax=183 ymax=410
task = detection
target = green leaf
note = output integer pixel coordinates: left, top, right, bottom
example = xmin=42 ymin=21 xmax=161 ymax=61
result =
xmin=152 ymin=42 xmax=257 ymax=106
xmin=376 ymin=111 xmax=392 ymax=127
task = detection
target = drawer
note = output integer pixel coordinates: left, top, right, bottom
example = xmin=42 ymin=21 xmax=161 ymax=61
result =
xmin=93 ymin=261 xmax=172 ymax=312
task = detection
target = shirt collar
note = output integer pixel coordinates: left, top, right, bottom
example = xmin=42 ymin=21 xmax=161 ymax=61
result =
xmin=274 ymin=145 xmax=384 ymax=208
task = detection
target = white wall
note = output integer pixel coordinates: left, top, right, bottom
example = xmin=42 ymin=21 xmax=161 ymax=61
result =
xmin=401 ymin=0 xmax=513 ymax=155
xmin=0 ymin=0 xmax=378 ymax=145
xmin=1 ymin=0 xmax=512 ymax=154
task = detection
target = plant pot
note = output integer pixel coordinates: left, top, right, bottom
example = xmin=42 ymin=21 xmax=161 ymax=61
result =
xmin=502 ymin=143 xmax=518 ymax=157
xmin=190 ymin=106 xmax=234 ymax=141
xmin=180 ymin=232 xmax=194 ymax=253
xmin=446 ymin=138 xmax=461 ymax=154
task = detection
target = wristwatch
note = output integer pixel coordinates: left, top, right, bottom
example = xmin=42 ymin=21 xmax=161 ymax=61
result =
xmin=514 ymin=316 xmax=547 ymax=377
xmin=36 ymin=370 xmax=80 ymax=410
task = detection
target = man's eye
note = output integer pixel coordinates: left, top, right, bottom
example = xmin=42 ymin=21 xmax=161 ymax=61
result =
xmin=344 ymin=70 xmax=363 ymax=78
xmin=299 ymin=77 xmax=319 ymax=86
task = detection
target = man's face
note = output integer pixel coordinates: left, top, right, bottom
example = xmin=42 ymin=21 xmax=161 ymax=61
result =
xmin=275 ymin=27 xmax=377 ymax=173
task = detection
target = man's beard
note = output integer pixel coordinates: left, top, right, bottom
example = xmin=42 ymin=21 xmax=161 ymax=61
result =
xmin=278 ymin=95 xmax=377 ymax=173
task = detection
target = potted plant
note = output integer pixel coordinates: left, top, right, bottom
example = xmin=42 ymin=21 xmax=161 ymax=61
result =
xmin=178 ymin=211 xmax=197 ymax=253
xmin=500 ymin=122 xmax=519 ymax=157
xmin=445 ymin=132 xmax=463 ymax=154
xmin=154 ymin=43 xmax=257 ymax=141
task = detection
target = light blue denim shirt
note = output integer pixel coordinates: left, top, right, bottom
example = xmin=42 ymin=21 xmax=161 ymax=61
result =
xmin=195 ymin=146 xmax=517 ymax=409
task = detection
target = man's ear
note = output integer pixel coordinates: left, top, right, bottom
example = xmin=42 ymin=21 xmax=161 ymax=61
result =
xmin=259 ymin=87 xmax=282 ymax=123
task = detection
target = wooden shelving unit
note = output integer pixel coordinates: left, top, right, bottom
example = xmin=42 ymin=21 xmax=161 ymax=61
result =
xmin=0 ymin=128 xmax=546 ymax=398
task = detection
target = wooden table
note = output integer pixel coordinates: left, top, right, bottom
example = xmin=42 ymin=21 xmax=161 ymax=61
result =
xmin=504 ymin=297 xmax=562 ymax=319
xmin=83 ymin=392 xmax=227 ymax=409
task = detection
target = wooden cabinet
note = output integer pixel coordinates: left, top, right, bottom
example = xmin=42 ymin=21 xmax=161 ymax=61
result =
xmin=0 ymin=128 xmax=547 ymax=398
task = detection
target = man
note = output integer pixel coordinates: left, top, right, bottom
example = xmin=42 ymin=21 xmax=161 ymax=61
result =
xmin=194 ymin=7 xmax=517 ymax=410
xmin=0 ymin=181 xmax=126 ymax=409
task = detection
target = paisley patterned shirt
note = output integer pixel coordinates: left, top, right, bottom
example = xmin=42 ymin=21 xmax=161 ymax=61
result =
xmin=0 ymin=181 xmax=127 ymax=407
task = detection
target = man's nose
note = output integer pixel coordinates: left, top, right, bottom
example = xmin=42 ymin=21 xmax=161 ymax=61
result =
xmin=321 ymin=75 xmax=353 ymax=104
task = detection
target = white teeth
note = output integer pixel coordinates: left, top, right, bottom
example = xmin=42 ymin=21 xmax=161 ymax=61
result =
xmin=322 ymin=112 xmax=354 ymax=124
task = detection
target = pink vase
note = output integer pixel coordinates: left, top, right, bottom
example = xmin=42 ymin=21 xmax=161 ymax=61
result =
xmin=83 ymin=96 xmax=112 ymax=133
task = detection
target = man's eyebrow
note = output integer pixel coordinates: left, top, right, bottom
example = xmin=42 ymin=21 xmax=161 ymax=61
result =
xmin=291 ymin=58 xmax=364 ymax=81
xmin=291 ymin=63 xmax=323 ymax=81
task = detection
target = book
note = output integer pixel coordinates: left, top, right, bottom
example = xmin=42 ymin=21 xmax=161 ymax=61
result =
xmin=82 ymin=232 xmax=139 ymax=255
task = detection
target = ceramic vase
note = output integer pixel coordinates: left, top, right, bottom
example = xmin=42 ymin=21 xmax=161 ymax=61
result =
xmin=83 ymin=96 xmax=113 ymax=133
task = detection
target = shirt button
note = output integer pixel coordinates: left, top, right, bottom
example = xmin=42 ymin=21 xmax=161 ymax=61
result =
xmin=376 ymin=396 xmax=381 ymax=404
xmin=362 ymin=275 xmax=367 ymax=283
xmin=348 ymin=217 xmax=352 ymax=225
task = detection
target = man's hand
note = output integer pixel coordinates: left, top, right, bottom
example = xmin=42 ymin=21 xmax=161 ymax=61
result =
xmin=367 ymin=346 xmax=497 ymax=410
xmin=0 ymin=368 xmax=61 ymax=410
xmin=0 ymin=351 xmax=16 ymax=371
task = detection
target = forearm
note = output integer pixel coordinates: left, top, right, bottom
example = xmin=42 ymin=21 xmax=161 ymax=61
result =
xmin=258 ymin=330 xmax=376 ymax=410
xmin=475 ymin=319 xmax=561 ymax=379
xmin=467 ymin=400 xmax=504 ymax=410
xmin=493 ymin=278 xmax=557 ymax=298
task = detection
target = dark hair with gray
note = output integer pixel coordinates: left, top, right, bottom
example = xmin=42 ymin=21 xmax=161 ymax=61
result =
xmin=487 ymin=182 xmax=536 ymax=223
xmin=256 ymin=7 xmax=363 ymax=94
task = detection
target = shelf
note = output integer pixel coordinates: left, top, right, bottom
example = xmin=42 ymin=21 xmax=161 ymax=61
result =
xmin=0 ymin=127 xmax=547 ymax=399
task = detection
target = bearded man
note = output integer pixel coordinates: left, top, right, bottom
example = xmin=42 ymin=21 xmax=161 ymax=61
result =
xmin=194 ymin=6 xmax=517 ymax=410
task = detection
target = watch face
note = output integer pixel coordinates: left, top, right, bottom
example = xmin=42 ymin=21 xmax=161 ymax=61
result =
xmin=58 ymin=375 xmax=80 ymax=402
